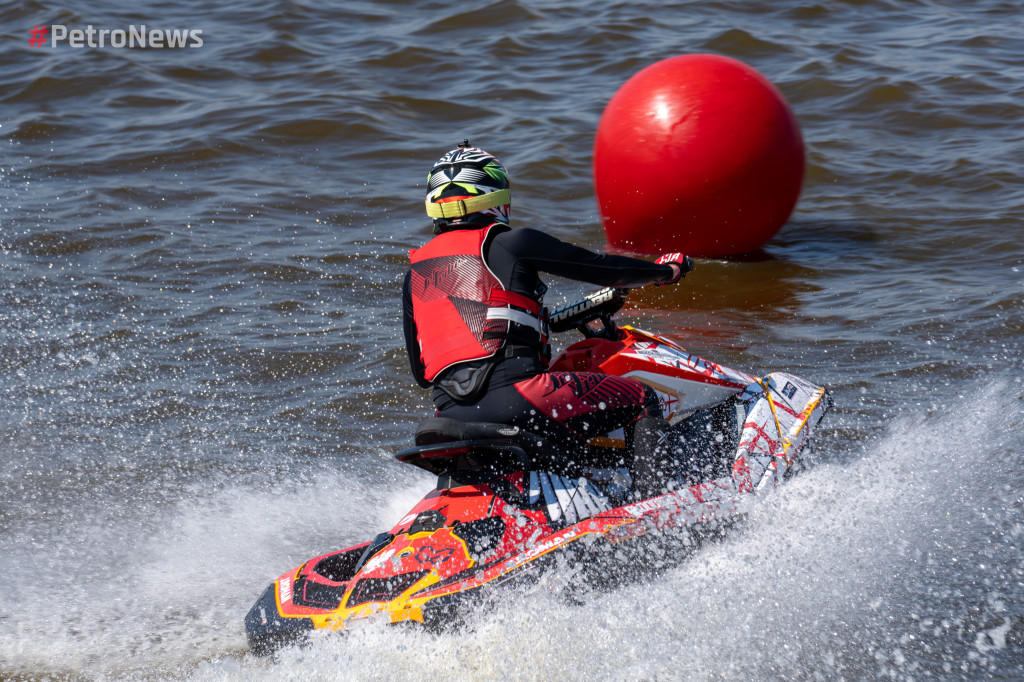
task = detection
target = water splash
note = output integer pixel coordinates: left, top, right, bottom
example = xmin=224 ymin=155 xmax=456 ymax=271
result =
xmin=0 ymin=459 xmax=431 ymax=679
xmin=184 ymin=380 xmax=1021 ymax=681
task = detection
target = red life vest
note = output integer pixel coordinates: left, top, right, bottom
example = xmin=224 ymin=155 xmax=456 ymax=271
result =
xmin=408 ymin=224 xmax=546 ymax=382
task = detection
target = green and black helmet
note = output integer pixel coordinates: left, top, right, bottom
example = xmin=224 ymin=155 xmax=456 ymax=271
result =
xmin=425 ymin=141 xmax=510 ymax=230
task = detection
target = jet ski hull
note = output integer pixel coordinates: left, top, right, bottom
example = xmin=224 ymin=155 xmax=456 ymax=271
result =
xmin=246 ymin=293 xmax=832 ymax=654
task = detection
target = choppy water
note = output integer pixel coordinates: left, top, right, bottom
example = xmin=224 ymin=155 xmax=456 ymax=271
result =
xmin=1 ymin=0 xmax=1022 ymax=679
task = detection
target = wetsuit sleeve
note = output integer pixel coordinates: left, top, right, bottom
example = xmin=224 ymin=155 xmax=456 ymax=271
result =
xmin=492 ymin=228 xmax=677 ymax=288
xmin=402 ymin=270 xmax=431 ymax=389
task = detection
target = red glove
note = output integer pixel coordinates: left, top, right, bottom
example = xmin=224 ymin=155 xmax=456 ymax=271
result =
xmin=654 ymin=253 xmax=693 ymax=285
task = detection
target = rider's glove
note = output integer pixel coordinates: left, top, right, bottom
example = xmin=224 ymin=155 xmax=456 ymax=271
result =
xmin=654 ymin=253 xmax=694 ymax=285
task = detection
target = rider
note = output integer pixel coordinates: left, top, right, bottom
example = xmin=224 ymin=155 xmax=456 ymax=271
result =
xmin=402 ymin=142 xmax=689 ymax=477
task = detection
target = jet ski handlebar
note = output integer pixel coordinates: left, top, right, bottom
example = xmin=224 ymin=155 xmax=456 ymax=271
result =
xmin=548 ymin=287 xmax=629 ymax=339
xmin=547 ymin=256 xmax=693 ymax=339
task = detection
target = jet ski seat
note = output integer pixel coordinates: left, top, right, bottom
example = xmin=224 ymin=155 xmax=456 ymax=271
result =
xmin=414 ymin=417 xmax=531 ymax=446
xmin=394 ymin=417 xmax=563 ymax=476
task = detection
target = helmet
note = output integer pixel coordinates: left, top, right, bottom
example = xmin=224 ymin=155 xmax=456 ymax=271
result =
xmin=425 ymin=141 xmax=510 ymax=230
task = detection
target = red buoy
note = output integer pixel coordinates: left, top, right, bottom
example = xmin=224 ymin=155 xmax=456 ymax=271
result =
xmin=593 ymin=54 xmax=805 ymax=257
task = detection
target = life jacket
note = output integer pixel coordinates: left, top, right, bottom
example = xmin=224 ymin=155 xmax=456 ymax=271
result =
xmin=408 ymin=223 xmax=547 ymax=382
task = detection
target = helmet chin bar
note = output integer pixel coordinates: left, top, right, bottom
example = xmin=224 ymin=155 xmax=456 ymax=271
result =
xmin=432 ymin=209 xmax=508 ymax=234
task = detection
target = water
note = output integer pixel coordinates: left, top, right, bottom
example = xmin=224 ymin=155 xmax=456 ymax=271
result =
xmin=1 ymin=0 xmax=1022 ymax=679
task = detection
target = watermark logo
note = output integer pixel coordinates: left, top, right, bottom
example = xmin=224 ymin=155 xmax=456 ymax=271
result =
xmin=29 ymin=24 xmax=204 ymax=49
xmin=28 ymin=25 xmax=49 ymax=47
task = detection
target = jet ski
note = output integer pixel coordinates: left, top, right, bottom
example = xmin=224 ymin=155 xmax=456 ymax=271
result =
xmin=245 ymin=286 xmax=832 ymax=655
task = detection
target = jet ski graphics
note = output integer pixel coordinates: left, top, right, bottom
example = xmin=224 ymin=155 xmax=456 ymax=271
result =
xmin=246 ymin=287 xmax=832 ymax=655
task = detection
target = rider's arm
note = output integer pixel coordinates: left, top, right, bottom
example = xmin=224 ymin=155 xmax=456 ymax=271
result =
xmin=402 ymin=271 xmax=431 ymax=388
xmin=492 ymin=228 xmax=678 ymax=288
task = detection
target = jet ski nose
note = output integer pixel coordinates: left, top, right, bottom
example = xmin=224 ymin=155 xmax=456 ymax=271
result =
xmin=244 ymin=582 xmax=314 ymax=656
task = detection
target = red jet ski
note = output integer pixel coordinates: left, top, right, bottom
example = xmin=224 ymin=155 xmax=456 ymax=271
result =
xmin=246 ymin=287 xmax=831 ymax=654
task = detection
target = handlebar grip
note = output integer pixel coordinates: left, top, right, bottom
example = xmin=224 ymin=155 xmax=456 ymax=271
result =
xmin=548 ymin=287 xmax=627 ymax=333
